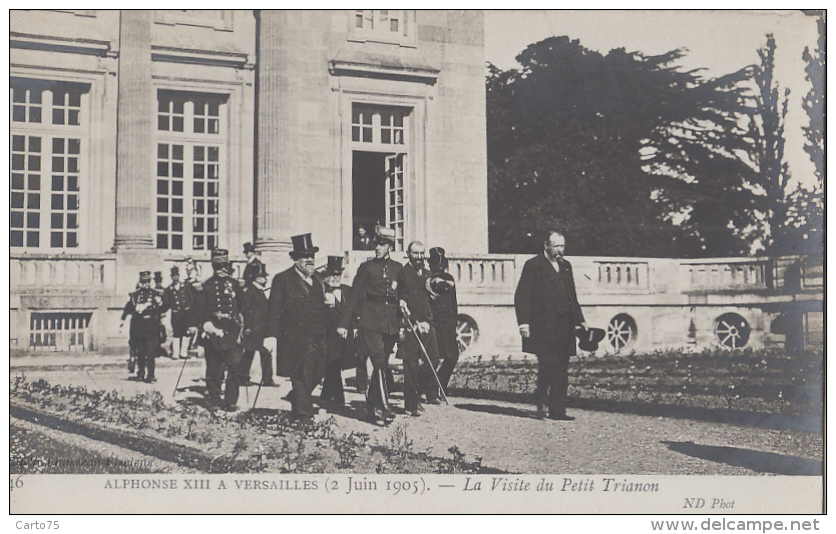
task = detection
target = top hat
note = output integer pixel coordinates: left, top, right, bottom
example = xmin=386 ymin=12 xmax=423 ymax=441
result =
xmin=576 ymin=326 xmax=606 ymax=352
xmin=374 ymin=226 xmax=396 ymax=245
xmin=139 ymin=271 xmax=152 ymax=283
xmin=251 ymin=261 xmax=269 ymax=280
xmin=153 ymin=271 xmax=163 ymax=282
xmin=428 ymin=247 xmax=449 ymax=270
xmin=325 ymin=255 xmax=345 ymax=275
xmin=243 ymin=242 xmax=255 ymax=254
xmin=170 ymin=266 xmax=179 ymax=276
xmin=211 ymin=248 xmax=230 ymax=264
xmin=290 ymin=233 xmax=319 ymax=258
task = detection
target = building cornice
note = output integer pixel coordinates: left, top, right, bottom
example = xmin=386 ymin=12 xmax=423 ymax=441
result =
xmin=10 ymin=31 xmax=116 ymax=58
xmin=151 ymin=45 xmax=252 ymax=69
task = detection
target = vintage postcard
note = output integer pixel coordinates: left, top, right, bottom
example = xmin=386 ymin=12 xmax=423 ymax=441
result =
xmin=8 ymin=8 xmax=824 ymax=519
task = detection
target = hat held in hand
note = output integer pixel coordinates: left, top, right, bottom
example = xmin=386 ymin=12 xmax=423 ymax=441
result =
xmin=576 ymin=326 xmax=606 ymax=352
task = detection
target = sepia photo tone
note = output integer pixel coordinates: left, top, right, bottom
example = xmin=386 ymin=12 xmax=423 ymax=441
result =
xmin=9 ymin=9 xmax=824 ymax=514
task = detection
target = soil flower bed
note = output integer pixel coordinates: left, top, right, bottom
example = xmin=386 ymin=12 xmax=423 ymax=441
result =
xmin=449 ymin=348 xmax=823 ymax=418
xmin=10 ymin=376 xmax=493 ymax=475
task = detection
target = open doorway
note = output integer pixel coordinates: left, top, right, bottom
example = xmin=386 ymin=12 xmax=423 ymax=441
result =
xmin=352 ymin=151 xmax=405 ymax=251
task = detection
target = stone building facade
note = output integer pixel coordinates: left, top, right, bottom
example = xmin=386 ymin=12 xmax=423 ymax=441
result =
xmin=10 ymin=10 xmax=488 ymax=353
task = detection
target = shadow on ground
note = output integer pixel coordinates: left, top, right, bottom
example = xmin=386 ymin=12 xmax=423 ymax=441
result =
xmin=447 ymin=389 xmax=822 ymax=433
xmin=661 ymin=440 xmax=823 ymax=475
xmin=453 ymin=402 xmax=542 ymax=420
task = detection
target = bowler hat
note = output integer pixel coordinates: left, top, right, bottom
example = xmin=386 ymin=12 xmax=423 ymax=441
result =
xmin=428 ymin=247 xmax=449 ymax=271
xmin=576 ymin=326 xmax=606 ymax=352
xmin=290 ymin=233 xmax=319 ymax=258
xmin=325 ymin=255 xmax=345 ymax=275
xmin=374 ymin=226 xmax=396 ymax=245
xmin=139 ymin=271 xmax=151 ymax=283
xmin=243 ymin=242 xmax=255 ymax=254
xmin=211 ymin=248 xmax=230 ymax=264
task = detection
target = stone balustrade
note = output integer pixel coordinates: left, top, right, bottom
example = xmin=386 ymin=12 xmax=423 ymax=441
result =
xmin=10 ymin=254 xmax=115 ymax=290
xmin=680 ymin=258 xmax=770 ymax=292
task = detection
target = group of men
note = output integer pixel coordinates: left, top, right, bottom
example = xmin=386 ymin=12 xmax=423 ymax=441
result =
xmin=120 ymin=228 xmax=461 ymax=425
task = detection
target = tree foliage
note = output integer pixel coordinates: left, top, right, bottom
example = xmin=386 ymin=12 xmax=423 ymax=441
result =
xmin=487 ymin=37 xmax=755 ymax=256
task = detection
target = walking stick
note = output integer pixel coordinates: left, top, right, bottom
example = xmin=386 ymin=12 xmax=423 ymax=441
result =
xmin=251 ymin=378 xmax=264 ymax=412
xmin=399 ymin=301 xmax=449 ymax=405
xmin=172 ymin=356 xmax=189 ymax=397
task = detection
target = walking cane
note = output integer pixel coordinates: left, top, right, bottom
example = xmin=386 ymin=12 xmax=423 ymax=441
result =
xmin=399 ymin=301 xmax=449 ymax=405
xmin=172 ymin=356 xmax=189 ymax=397
xmin=250 ymin=378 xmax=264 ymax=412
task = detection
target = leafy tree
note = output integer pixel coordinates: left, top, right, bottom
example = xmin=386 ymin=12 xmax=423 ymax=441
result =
xmin=487 ymin=37 xmax=754 ymax=256
xmin=802 ymin=13 xmax=825 ymax=188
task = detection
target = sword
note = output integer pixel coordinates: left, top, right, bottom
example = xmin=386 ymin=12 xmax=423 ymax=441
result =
xmin=399 ymin=301 xmax=449 ymax=405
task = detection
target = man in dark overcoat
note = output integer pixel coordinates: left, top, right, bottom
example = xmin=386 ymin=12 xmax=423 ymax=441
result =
xmin=426 ymin=247 xmax=459 ymax=391
xmin=193 ymin=249 xmax=246 ymax=411
xmin=241 ymin=261 xmax=276 ymax=387
xmin=267 ymin=233 xmax=327 ymax=422
xmin=338 ymin=226 xmax=405 ymax=425
xmin=319 ymin=256 xmax=353 ymax=408
xmin=397 ymin=241 xmax=441 ymax=416
xmin=514 ymin=231 xmax=587 ymax=420
xmin=242 ymin=242 xmax=264 ymax=284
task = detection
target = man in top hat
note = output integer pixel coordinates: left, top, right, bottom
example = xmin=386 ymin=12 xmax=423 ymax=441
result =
xmin=338 ymin=226 xmax=406 ymax=425
xmin=396 ymin=241 xmax=442 ymax=416
xmin=241 ymin=261 xmax=276 ymax=387
xmin=242 ymin=242 xmax=264 ymax=284
xmin=426 ymin=247 xmax=460 ymax=393
xmin=318 ymin=255 xmax=354 ymax=408
xmin=193 ymin=249 xmax=246 ymax=411
xmin=267 ymin=233 xmax=328 ymax=423
xmin=120 ymin=270 xmax=165 ymax=383
xmin=514 ymin=230 xmax=587 ymax=421
xmin=163 ymin=265 xmax=195 ymax=360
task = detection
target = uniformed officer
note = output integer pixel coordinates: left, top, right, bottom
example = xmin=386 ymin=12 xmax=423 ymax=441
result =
xmin=163 ymin=266 xmax=194 ymax=360
xmin=267 ymin=233 xmax=328 ymax=423
xmin=120 ymin=271 xmax=165 ymax=383
xmin=153 ymin=271 xmax=168 ymax=358
xmin=242 ymin=242 xmax=264 ymax=284
xmin=194 ymin=249 xmax=246 ymax=411
xmin=241 ymin=261 xmax=276 ymax=387
xmin=338 ymin=226 xmax=405 ymax=425
xmin=426 ymin=247 xmax=459 ymax=392
xmin=398 ymin=241 xmax=442 ymax=416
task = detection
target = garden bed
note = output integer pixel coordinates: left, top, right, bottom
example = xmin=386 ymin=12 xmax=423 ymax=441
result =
xmin=9 ymin=376 xmax=495 ymax=475
xmin=449 ymin=348 xmax=823 ymax=418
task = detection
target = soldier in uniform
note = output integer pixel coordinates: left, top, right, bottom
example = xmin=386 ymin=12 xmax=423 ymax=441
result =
xmin=267 ymin=233 xmax=328 ymax=423
xmin=338 ymin=227 xmax=405 ymax=425
xmin=426 ymin=247 xmax=459 ymax=393
xmin=319 ymin=256 xmax=352 ymax=408
xmin=194 ymin=249 xmax=246 ymax=411
xmin=242 ymin=242 xmax=264 ymax=284
xmin=163 ymin=266 xmax=194 ymax=360
xmin=120 ymin=271 xmax=165 ymax=383
xmin=153 ymin=271 xmax=169 ymax=358
xmin=397 ymin=241 xmax=442 ymax=416
xmin=241 ymin=262 xmax=276 ymax=387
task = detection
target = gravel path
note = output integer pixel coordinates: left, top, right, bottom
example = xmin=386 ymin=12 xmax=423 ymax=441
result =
xmin=13 ymin=362 xmax=823 ymax=476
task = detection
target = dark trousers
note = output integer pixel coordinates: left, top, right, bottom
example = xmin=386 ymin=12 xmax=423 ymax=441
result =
xmin=360 ymin=329 xmax=398 ymax=414
xmin=204 ymin=345 xmax=245 ymax=408
xmin=135 ymin=335 xmax=158 ymax=380
xmin=320 ymin=359 xmax=345 ymax=405
xmin=288 ymin=340 xmax=326 ymax=417
xmin=399 ymin=328 xmax=440 ymax=409
xmin=436 ymin=331 xmax=459 ymax=390
xmin=243 ymin=349 xmax=274 ymax=384
xmin=534 ymin=354 xmax=570 ymax=416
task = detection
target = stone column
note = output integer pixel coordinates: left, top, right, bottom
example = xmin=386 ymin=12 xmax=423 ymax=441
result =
xmin=114 ymin=10 xmax=154 ymax=250
xmin=254 ymin=10 xmax=292 ymax=254
xmin=113 ymin=10 xmax=162 ymax=297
